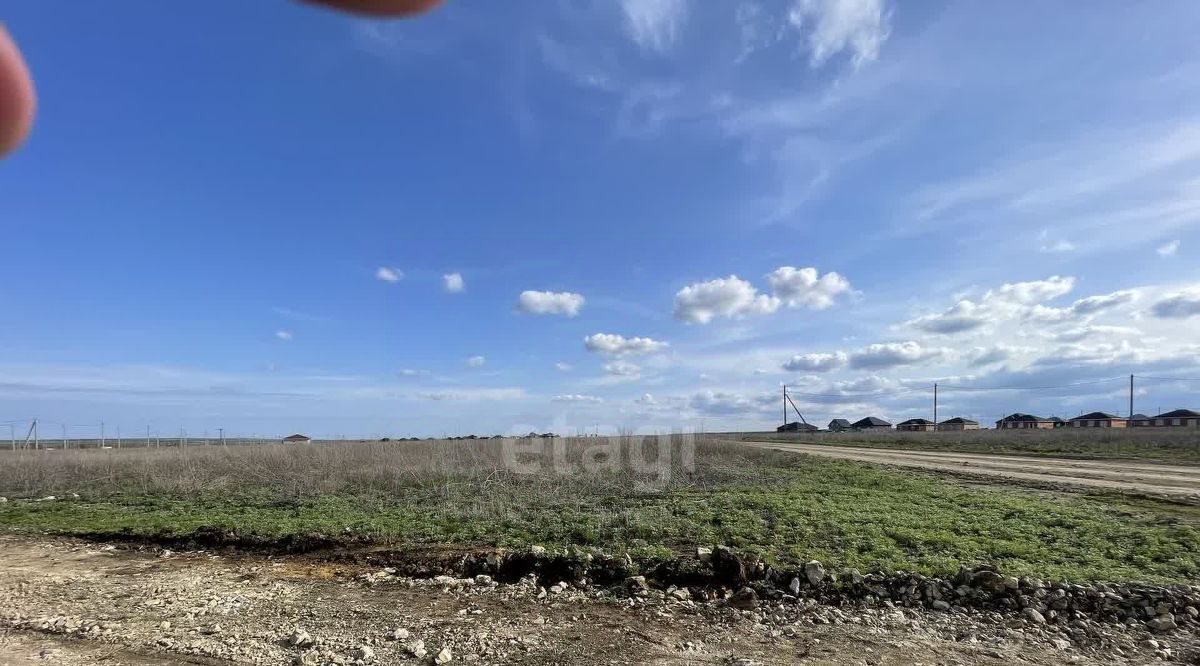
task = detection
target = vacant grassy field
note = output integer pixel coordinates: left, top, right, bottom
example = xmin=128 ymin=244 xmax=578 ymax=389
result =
xmin=742 ymin=428 xmax=1200 ymax=462
xmin=1 ymin=438 xmax=1198 ymax=583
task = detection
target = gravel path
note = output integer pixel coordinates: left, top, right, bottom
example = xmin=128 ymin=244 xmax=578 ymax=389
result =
xmin=1 ymin=536 xmax=1190 ymax=665
xmin=738 ymin=441 xmax=1200 ymax=499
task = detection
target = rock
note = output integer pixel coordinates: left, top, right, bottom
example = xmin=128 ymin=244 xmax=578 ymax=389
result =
xmin=1050 ymin=639 xmax=1071 ymax=650
xmin=352 ymin=645 xmax=375 ymax=662
xmin=389 ymin=628 xmax=409 ymax=641
xmin=971 ymin=570 xmax=1007 ymax=594
xmin=804 ymin=561 xmax=825 ymax=586
xmin=1022 ymin=608 xmax=1046 ymax=625
xmin=932 ymin=600 xmax=950 ymax=611
xmin=0 ymin=497 xmax=7 ymax=502
xmin=625 ymin=576 xmax=649 ymax=594
xmin=35 ymin=496 xmax=56 ymax=502
xmin=160 ymin=621 xmax=171 ymax=630
xmin=474 ymin=574 xmax=493 ymax=586
xmin=1142 ymin=639 xmax=1160 ymax=650
xmin=1184 ymin=606 xmax=1198 ymax=620
xmin=434 ymin=646 xmax=453 ymax=664
xmin=289 ymin=629 xmax=315 ymax=648
xmin=788 ymin=577 xmax=802 ymax=596
xmin=1147 ymin=614 xmax=1177 ymax=632
xmin=668 ymin=587 xmax=691 ymax=601
xmin=728 ymin=587 xmax=758 ymax=610
xmin=294 ymin=651 xmax=320 ymax=666
xmin=696 ymin=546 xmax=713 ymax=562
xmin=712 ymin=546 xmax=747 ymax=585
xmin=406 ymin=640 xmax=427 ymax=659
xmin=529 ymin=545 xmax=546 ymax=556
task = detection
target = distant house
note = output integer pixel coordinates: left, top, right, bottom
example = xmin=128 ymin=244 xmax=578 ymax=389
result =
xmin=852 ymin=416 xmax=892 ymax=430
xmin=1151 ymin=409 xmax=1200 ymax=427
xmin=1129 ymin=414 xmax=1153 ymax=427
xmin=896 ymin=418 xmax=935 ymax=432
xmin=777 ymin=421 xmax=818 ymax=433
xmin=937 ymin=417 xmax=979 ymax=431
xmin=828 ymin=419 xmax=852 ymax=432
xmin=1047 ymin=416 xmax=1068 ymax=428
xmin=1069 ymin=412 xmax=1128 ymax=428
xmin=995 ymin=414 xmax=1056 ymax=430
xmin=282 ymin=433 xmax=312 ymax=444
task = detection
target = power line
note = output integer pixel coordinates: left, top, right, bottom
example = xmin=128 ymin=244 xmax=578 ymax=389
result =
xmin=1138 ymin=375 xmax=1200 ymax=383
xmin=939 ymin=376 xmax=1127 ymax=392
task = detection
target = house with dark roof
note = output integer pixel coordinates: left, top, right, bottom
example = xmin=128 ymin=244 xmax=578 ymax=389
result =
xmin=1151 ymin=409 xmax=1200 ymax=427
xmin=1069 ymin=412 xmax=1128 ymax=428
xmin=828 ymin=419 xmax=852 ymax=432
xmin=995 ymin=413 xmax=1056 ymax=430
xmin=281 ymin=433 xmax=311 ymax=444
xmin=937 ymin=417 xmax=979 ymax=431
xmin=896 ymin=418 xmax=935 ymax=432
xmin=1129 ymin=414 xmax=1153 ymax=427
xmin=1047 ymin=416 xmax=1068 ymax=428
xmin=852 ymin=416 xmax=892 ymax=430
xmin=777 ymin=421 xmax=818 ymax=433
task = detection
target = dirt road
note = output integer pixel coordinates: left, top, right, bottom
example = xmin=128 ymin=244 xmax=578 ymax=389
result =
xmin=739 ymin=441 xmax=1200 ymax=499
xmin=0 ymin=536 xmax=1186 ymax=665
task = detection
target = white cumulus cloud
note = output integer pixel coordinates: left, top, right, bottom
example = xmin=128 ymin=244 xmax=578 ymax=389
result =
xmin=443 ymin=272 xmax=465 ymax=293
xmin=673 ymin=275 xmax=780 ymax=323
xmin=552 ymin=394 xmax=604 ymax=403
xmin=849 ymin=341 xmax=942 ymax=369
xmin=781 ymin=351 xmax=848 ymax=373
xmin=603 ymin=360 xmax=642 ymax=377
xmin=766 ymin=266 xmax=852 ymax=309
xmin=584 ymin=333 xmax=669 ymax=356
xmin=517 ymin=290 xmax=585 ymax=317
xmin=466 ymin=355 xmax=486 ymax=367
xmin=375 ymin=267 xmax=403 ymax=283
xmin=1158 ymin=240 xmax=1181 ymax=256
xmin=1151 ymin=289 xmax=1200 ymax=319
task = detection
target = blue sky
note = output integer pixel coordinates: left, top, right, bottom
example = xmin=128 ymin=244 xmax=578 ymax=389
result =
xmin=3 ymin=0 xmax=1200 ymax=438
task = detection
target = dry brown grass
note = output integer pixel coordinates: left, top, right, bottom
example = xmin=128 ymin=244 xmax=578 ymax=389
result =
xmin=0 ymin=435 xmax=733 ymax=499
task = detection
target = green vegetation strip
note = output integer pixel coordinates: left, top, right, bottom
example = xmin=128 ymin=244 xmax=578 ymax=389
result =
xmin=741 ymin=431 xmax=1200 ymax=462
xmin=2 ymin=457 xmax=1197 ymax=584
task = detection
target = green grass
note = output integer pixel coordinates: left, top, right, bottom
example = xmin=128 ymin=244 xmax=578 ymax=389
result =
xmin=2 ymin=449 xmax=1198 ymax=583
xmin=740 ymin=429 xmax=1200 ymax=462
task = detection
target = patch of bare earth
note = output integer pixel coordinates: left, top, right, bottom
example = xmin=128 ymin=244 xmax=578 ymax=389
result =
xmin=0 ymin=537 xmax=1195 ymax=665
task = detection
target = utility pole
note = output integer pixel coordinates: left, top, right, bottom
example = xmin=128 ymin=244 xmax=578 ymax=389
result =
xmin=181 ymin=427 xmax=187 ymax=448
xmin=33 ymin=419 xmax=38 ymax=450
xmin=100 ymin=421 xmax=106 ymax=448
xmin=117 ymin=426 xmax=122 ymax=449
xmin=1129 ymin=374 xmax=1134 ymax=419
xmin=8 ymin=424 xmax=14 ymax=451
xmin=147 ymin=425 xmax=151 ymax=448
xmin=782 ymin=385 xmax=787 ymax=427
xmin=933 ymin=383 xmax=939 ymax=427
xmin=62 ymin=424 xmax=67 ymax=450
xmin=219 ymin=427 xmax=225 ymax=447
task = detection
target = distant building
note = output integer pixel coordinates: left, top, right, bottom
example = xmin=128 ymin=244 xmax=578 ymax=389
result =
xmin=896 ymin=418 xmax=936 ymax=432
xmin=282 ymin=433 xmax=312 ymax=444
xmin=1047 ymin=416 xmax=1068 ymax=428
xmin=1129 ymin=414 xmax=1153 ymax=427
xmin=852 ymin=416 xmax=892 ymax=430
xmin=777 ymin=421 xmax=818 ymax=433
xmin=937 ymin=417 xmax=979 ymax=431
xmin=1069 ymin=412 xmax=1128 ymax=428
xmin=828 ymin=419 xmax=852 ymax=432
xmin=995 ymin=414 xmax=1056 ymax=430
xmin=1151 ymin=409 xmax=1200 ymax=427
